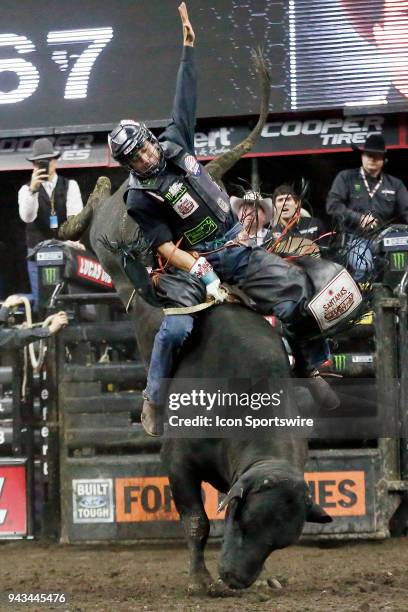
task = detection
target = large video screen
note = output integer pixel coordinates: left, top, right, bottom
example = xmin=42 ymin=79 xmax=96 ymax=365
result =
xmin=1 ymin=1 xmax=407 ymax=134
xmin=292 ymin=0 xmax=408 ymax=111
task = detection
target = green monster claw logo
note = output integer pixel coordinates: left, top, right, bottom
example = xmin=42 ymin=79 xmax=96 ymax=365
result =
xmin=391 ymin=252 xmax=407 ymax=270
xmin=42 ymin=266 xmax=59 ymax=285
xmin=184 ymin=217 xmax=218 ymax=245
xmin=333 ymin=354 xmax=347 ymax=371
xmin=354 ymin=183 xmax=362 ymax=193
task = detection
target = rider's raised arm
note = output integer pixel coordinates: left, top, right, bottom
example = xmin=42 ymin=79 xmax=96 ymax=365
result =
xmin=161 ymin=3 xmax=196 ymax=155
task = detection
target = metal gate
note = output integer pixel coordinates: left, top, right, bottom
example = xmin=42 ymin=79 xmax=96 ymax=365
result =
xmin=53 ymin=284 xmax=408 ymax=542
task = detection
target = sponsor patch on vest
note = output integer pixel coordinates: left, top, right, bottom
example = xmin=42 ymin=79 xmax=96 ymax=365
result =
xmin=381 ymin=189 xmax=395 ymax=195
xmin=165 ymin=180 xmax=186 ymax=201
xmin=184 ymin=216 xmax=218 ymax=245
xmin=307 ymin=269 xmax=362 ymax=331
xmin=173 ymin=193 xmax=199 ymax=219
xmin=184 ymin=154 xmax=201 ymax=176
xmin=354 ymin=183 xmax=361 ymax=192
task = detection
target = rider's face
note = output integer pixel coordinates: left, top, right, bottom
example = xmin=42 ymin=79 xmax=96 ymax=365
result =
xmin=274 ymin=194 xmax=300 ymax=223
xmin=361 ymin=152 xmax=385 ymax=177
xmin=373 ymin=0 xmax=408 ymax=96
xmin=130 ymin=141 xmax=160 ymax=174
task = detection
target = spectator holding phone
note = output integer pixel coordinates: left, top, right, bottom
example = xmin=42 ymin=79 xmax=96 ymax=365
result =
xmin=18 ymin=138 xmax=84 ymax=309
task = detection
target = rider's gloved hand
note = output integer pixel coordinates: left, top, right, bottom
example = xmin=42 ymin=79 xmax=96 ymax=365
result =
xmin=189 ymin=257 xmax=226 ymax=303
xmin=205 ymin=277 xmax=227 ymax=304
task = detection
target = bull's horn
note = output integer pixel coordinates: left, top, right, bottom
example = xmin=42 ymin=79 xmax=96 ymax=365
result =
xmin=306 ymin=502 xmax=333 ymax=524
xmin=217 ymin=483 xmax=244 ymax=513
xmin=58 ymin=176 xmax=111 ymax=240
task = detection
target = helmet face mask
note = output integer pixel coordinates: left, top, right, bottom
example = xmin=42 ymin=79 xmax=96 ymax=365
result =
xmin=108 ymin=120 xmax=165 ymax=178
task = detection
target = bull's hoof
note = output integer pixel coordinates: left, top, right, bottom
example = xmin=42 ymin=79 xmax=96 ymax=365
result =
xmin=207 ymin=578 xmax=242 ymax=598
xmin=187 ymin=570 xmax=213 ymax=596
xmin=187 ymin=581 xmax=209 ymax=596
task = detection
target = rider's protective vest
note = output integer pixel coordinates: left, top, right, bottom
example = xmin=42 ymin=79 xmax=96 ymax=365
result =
xmin=127 ymin=141 xmax=232 ymax=246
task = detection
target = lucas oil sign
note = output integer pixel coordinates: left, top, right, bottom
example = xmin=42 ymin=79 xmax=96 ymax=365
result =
xmin=76 ymin=255 xmax=113 ymax=288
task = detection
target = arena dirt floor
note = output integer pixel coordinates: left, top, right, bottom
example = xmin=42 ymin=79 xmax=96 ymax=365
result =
xmin=0 ymin=538 xmax=407 ymax=611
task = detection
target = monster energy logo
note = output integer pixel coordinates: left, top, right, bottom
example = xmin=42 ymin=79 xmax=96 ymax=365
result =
xmin=333 ymin=354 xmax=347 ymax=371
xmin=42 ymin=266 xmax=59 ymax=285
xmin=391 ymin=252 xmax=407 ymax=270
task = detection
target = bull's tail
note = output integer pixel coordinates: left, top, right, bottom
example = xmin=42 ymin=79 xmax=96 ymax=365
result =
xmin=58 ymin=176 xmax=112 ymax=241
xmin=205 ymin=48 xmax=271 ymax=187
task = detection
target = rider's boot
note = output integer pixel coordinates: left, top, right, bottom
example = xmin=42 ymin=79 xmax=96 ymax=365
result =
xmin=141 ymin=394 xmax=164 ymax=437
xmin=290 ymin=338 xmax=340 ymax=410
xmin=303 ymin=368 xmax=340 ymax=411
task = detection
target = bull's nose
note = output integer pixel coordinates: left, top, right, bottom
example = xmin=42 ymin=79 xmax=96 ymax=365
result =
xmin=219 ymin=569 xmax=249 ymax=590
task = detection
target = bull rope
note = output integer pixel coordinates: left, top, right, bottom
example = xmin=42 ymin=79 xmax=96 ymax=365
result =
xmin=17 ymin=298 xmax=54 ymax=397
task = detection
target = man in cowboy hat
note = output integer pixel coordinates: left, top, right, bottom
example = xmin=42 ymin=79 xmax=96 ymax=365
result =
xmin=326 ymin=133 xmax=408 ymax=280
xmin=18 ymin=137 xmax=83 ymax=309
xmin=230 ymin=191 xmax=273 ymax=246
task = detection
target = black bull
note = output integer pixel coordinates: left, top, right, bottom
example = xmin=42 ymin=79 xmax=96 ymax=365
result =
xmin=61 ymin=178 xmax=332 ymax=594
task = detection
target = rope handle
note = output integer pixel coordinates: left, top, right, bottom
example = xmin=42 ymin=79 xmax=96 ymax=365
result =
xmin=17 ymin=296 xmax=53 ymax=372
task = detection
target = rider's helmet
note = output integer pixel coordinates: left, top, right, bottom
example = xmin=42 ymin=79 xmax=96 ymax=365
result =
xmin=108 ymin=120 xmax=165 ymax=179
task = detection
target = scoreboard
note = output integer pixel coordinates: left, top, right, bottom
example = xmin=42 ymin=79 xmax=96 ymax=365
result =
xmin=1 ymin=1 xmax=407 ymax=134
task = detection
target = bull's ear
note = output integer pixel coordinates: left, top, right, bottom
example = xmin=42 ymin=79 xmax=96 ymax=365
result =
xmin=217 ymin=483 xmax=244 ymax=513
xmin=306 ymin=502 xmax=333 ymax=524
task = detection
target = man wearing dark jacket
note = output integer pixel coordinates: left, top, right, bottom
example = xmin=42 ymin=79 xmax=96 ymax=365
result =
xmin=0 ymin=295 xmax=67 ymax=350
xmin=326 ymin=133 xmax=408 ymax=280
xmin=108 ymin=3 xmax=359 ymax=435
